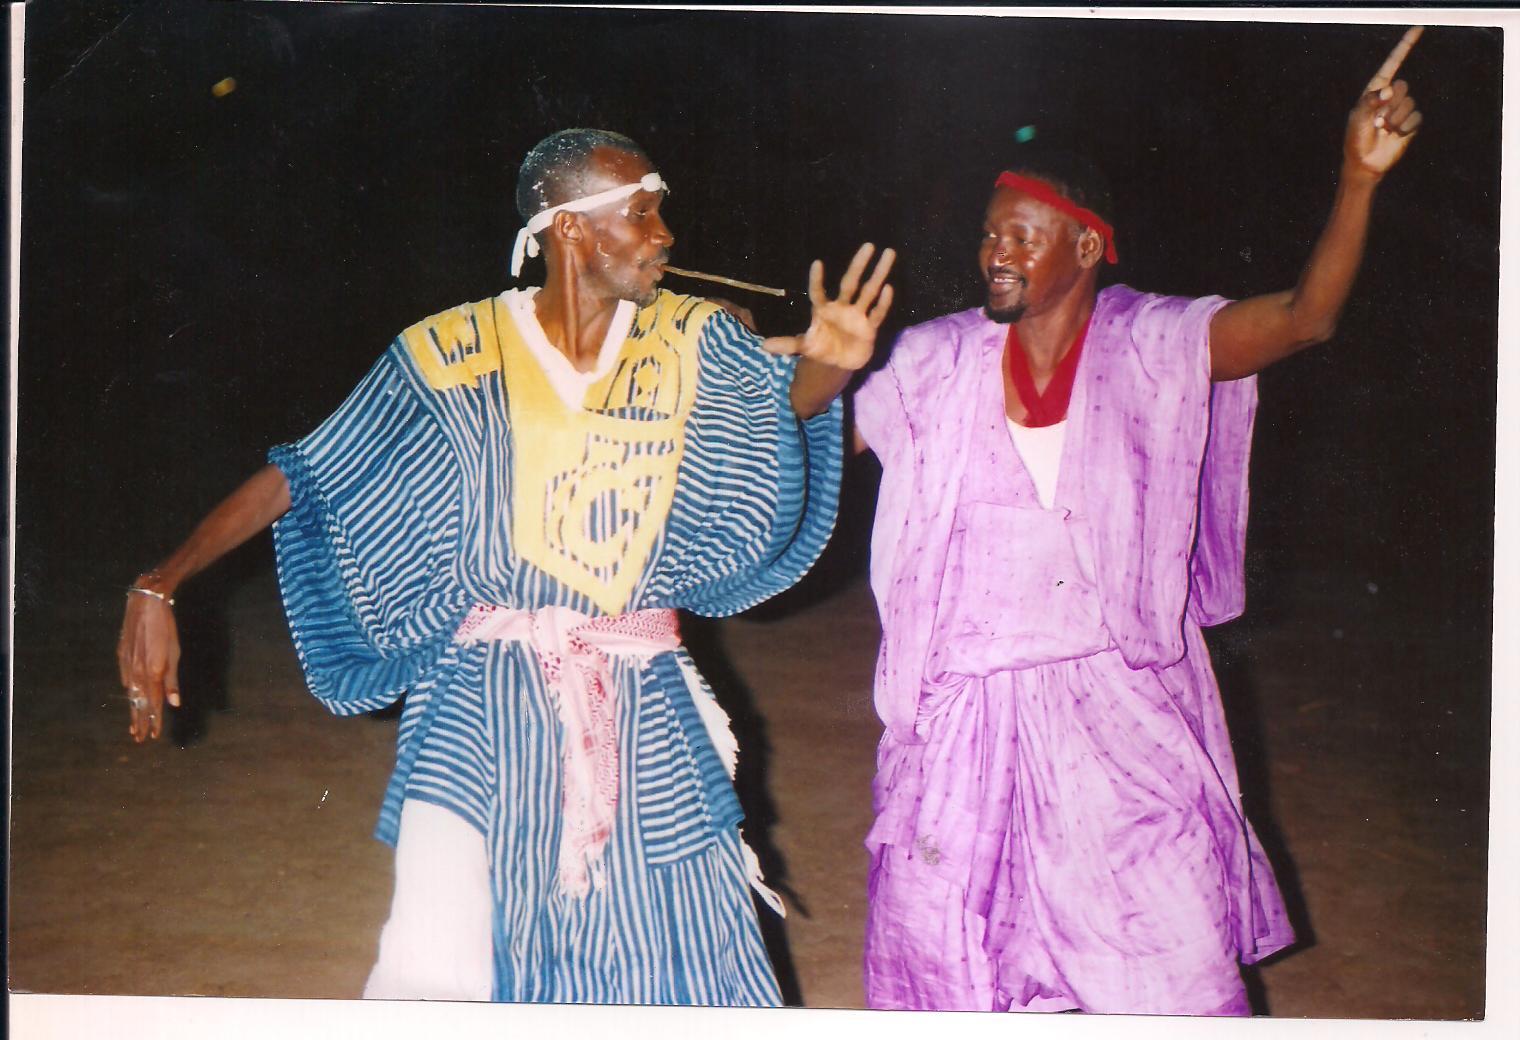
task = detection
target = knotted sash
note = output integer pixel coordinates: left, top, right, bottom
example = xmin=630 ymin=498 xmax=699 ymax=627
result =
xmin=454 ymin=604 xmax=681 ymax=897
xmin=452 ymin=603 xmax=786 ymax=914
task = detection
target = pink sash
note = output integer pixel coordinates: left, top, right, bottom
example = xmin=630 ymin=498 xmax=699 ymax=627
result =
xmin=455 ymin=604 xmax=680 ymax=896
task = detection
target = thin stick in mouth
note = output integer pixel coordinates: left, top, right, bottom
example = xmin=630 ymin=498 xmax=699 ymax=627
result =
xmin=661 ymin=265 xmax=787 ymax=298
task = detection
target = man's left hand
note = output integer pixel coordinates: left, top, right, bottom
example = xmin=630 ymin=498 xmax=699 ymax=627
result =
xmin=763 ymin=243 xmax=895 ymax=371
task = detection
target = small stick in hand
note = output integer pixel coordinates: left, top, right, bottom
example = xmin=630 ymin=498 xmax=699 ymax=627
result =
xmin=662 ymin=265 xmax=787 ymax=298
xmin=1366 ymin=26 xmax=1424 ymax=92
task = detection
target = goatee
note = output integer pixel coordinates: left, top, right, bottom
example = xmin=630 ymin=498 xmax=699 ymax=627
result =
xmin=985 ymin=302 xmax=1026 ymax=325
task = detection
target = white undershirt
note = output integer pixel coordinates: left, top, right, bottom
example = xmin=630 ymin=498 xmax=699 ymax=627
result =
xmin=1007 ymin=417 xmax=1067 ymax=510
xmin=501 ymin=287 xmax=637 ymax=410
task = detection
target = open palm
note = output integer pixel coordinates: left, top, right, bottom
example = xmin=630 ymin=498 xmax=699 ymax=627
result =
xmin=764 ymin=243 xmax=895 ymax=371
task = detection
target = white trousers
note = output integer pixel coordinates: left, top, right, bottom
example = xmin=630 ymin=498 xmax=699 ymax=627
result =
xmin=362 ymin=799 xmax=494 ymax=1001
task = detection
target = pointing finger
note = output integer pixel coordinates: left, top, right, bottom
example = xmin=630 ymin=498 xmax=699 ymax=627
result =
xmin=1365 ymin=26 xmax=1423 ymax=93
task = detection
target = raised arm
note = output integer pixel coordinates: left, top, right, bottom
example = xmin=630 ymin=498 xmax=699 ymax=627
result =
xmin=116 ymin=463 xmax=292 ymax=743
xmin=763 ymin=242 xmax=896 ymax=419
xmin=1209 ymin=55 xmax=1422 ymax=381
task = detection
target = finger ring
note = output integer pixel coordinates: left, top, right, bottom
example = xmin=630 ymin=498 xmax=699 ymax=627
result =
xmin=129 ymin=696 xmax=148 ymax=710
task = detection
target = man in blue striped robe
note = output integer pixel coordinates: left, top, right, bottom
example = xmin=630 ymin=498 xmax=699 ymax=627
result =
xmin=117 ymin=128 xmax=895 ymax=1004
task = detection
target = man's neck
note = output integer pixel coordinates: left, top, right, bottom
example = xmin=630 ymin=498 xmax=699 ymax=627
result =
xmin=534 ymin=272 xmax=627 ymax=373
xmin=1014 ymin=290 xmax=1096 ymax=377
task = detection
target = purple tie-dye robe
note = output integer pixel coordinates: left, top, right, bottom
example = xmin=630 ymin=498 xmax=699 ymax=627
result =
xmin=854 ymin=285 xmax=1294 ymax=1015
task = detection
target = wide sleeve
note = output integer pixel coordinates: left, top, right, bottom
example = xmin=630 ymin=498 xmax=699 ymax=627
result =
xmin=268 ymin=346 xmax=468 ymax=715
xmin=849 ymin=318 xmax=984 ymax=744
xmin=854 ymin=345 xmax=911 ymax=467
xmin=1188 ymin=374 xmax=1259 ymax=626
xmin=1082 ymin=290 xmax=1232 ymax=668
xmin=652 ymin=309 xmax=845 ymax=616
xmin=854 ymin=355 xmax=914 ymax=614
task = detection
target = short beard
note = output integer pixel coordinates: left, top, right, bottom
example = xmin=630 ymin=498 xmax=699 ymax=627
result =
xmin=613 ymin=275 xmax=659 ymax=308
xmin=984 ymin=302 xmax=1026 ymax=325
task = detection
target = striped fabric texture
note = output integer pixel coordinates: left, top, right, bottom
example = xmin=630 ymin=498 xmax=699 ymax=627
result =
xmin=269 ymin=290 xmax=843 ymax=1005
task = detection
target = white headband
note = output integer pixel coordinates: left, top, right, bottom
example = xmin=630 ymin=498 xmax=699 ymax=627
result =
xmin=510 ymin=171 xmax=670 ymax=277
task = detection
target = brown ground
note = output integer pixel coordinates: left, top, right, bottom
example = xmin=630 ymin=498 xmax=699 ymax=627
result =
xmin=8 ymin=558 xmax=1489 ymax=1019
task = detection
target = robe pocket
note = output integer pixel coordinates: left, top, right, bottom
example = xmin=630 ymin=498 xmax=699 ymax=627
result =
xmin=930 ymin=502 xmax=1111 ymax=676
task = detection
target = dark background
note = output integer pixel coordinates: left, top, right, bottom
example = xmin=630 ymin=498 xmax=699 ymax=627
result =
xmin=18 ymin=2 xmax=1500 ymax=603
xmin=18 ymin=2 xmax=1498 ymax=741
xmin=13 ymin=0 xmax=1499 ymax=982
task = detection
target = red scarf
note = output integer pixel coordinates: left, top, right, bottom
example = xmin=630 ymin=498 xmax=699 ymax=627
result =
xmin=1005 ymin=315 xmax=1091 ymax=428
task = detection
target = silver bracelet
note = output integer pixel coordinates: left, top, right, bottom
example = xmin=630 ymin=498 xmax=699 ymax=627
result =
xmin=128 ymin=586 xmax=175 ymax=607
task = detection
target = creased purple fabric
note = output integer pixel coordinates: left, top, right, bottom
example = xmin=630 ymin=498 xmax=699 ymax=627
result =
xmin=853 ymin=286 xmax=1292 ymax=1015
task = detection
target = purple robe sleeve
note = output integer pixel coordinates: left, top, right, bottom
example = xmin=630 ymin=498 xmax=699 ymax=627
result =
xmin=1189 ymin=376 xmax=1258 ymax=626
xmin=1081 ymin=289 xmax=1247 ymax=668
xmin=855 ymin=347 xmax=915 ymax=606
xmin=855 ymin=315 xmax=988 ymax=743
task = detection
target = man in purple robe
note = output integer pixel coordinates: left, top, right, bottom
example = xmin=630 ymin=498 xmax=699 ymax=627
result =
xmin=852 ymin=61 xmax=1422 ymax=1015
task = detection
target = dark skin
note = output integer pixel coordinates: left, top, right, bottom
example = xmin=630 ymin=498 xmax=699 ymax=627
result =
xmin=856 ymin=76 xmax=1421 ymax=452
xmin=117 ymin=144 xmax=894 ymax=742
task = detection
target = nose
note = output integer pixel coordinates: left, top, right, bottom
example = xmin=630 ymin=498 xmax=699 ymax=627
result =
xmin=999 ymin=239 xmax=1030 ymax=267
xmin=650 ymin=212 xmax=674 ymax=250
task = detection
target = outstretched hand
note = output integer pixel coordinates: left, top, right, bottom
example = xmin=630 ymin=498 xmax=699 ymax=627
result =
xmin=117 ymin=581 xmax=182 ymax=743
xmin=1209 ymin=28 xmax=1428 ymax=382
xmin=1346 ymin=29 xmax=1424 ymax=177
xmin=763 ymin=242 xmax=896 ymax=371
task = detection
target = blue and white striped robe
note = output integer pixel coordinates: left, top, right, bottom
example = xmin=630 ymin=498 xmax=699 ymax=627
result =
xmin=268 ymin=290 xmax=842 ymax=1005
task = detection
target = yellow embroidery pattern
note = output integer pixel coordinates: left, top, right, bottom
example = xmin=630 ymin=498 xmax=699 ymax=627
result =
xmin=401 ymin=300 xmax=503 ymax=390
xmin=502 ymin=292 xmax=718 ymax=613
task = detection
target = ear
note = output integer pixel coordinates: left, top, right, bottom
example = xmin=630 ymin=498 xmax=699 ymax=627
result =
xmin=544 ymin=210 xmax=593 ymax=270
xmin=1076 ymin=227 xmax=1105 ymax=270
xmin=550 ymin=209 xmax=584 ymax=247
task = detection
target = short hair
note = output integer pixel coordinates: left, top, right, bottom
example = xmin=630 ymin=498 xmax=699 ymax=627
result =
xmin=515 ymin=128 xmax=652 ymax=222
xmin=998 ymin=143 xmax=1114 ymax=229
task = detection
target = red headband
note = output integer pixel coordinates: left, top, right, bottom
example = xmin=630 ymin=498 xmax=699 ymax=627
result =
xmin=994 ymin=172 xmax=1118 ymax=264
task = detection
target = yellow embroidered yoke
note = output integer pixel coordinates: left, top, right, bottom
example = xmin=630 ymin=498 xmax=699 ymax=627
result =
xmin=401 ymin=291 xmax=721 ymax=614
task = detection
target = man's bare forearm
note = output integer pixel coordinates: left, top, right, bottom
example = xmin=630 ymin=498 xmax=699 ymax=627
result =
xmin=1209 ymin=77 xmax=1419 ymax=381
xmin=790 ymin=356 xmax=855 ymax=420
xmin=136 ymin=464 xmax=292 ymax=594
xmin=1209 ymin=166 xmax=1379 ymax=381
xmin=1286 ymin=166 xmax=1381 ymax=343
